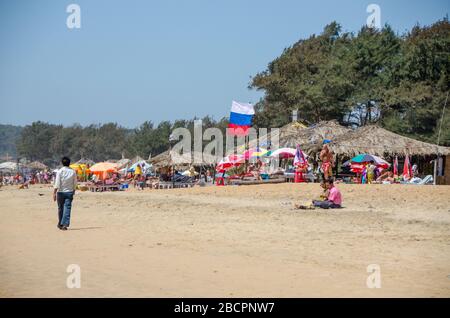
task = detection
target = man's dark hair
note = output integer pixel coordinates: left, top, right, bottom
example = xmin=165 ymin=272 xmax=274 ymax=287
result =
xmin=61 ymin=157 xmax=71 ymax=167
xmin=326 ymin=177 xmax=334 ymax=185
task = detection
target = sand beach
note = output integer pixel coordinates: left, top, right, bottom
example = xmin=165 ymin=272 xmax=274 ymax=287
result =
xmin=0 ymin=183 xmax=449 ymax=297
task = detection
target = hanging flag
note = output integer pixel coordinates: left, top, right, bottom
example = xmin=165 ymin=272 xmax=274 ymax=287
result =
xmin=293 ymin=145 xmax=307 ymax=167
xmin=393 ymin=156 xmax=398 ymax=176
xmin=228 ymin=101 xmax=255 ymax=136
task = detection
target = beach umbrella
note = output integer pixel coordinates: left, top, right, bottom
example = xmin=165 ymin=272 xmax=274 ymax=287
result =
xmin=128 ymin=160 xmax=152 ymax=173
xmin=269 ymin=148 xmax=297 ymax=159
xmin=76 ymin=158 xmax=95 ymax=166
xmin=345 ymin=154 xmax=390 ymax=169
xmin=403 ymin=155 xmax=412 ymax=179
xmin=27 ymin=161 xmax=47 ymax=170
xmin=70 ymin=163 xmax=88 ymax=176
xmin=89 ymin=162 xmax=118 ymax=179
xmin=393 ymin=156 xmax=398 ymax=176
xmin=349 ymin=163 xmax=365 ymax=173
xmin=243 ymin=147 xmax=269 ymax=160
xmin=216 ymin=154 xmax=244 ymax=171
xmin=293 ymin=145 xmax=308 ymax=167
xmin=182 ymin=167 xmax=198 ymax=177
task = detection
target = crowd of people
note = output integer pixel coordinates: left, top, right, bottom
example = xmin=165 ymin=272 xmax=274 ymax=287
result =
xmin=0 ymin=170 xmax=53 ymax=187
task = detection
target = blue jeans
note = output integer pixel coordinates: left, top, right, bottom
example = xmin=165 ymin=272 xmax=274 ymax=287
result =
xmin=312 ymin=200 xmax=341 ymax=209
xmin=57 ymin=192 xmax=74 ymax=227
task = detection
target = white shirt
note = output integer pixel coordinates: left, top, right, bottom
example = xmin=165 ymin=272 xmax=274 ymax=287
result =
xmin=54 ymin=166 xmax=77 ymax=192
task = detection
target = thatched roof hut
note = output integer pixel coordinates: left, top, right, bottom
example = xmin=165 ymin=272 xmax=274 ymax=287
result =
xmin=246 ymin=120 xmax=351 ymax=154
xmin=27 ymin=161 xmax=48 ymax=170
xmin=150 ymin=150 xmax=219 ymax=168
xmin=329 ymin=125 xmax=450 ymax=156
xmin=0 ymin=161 xmax=18 ymax=172
xmin=115 ymin=158 xmax=131 ymax=169
xmin=76 ymin=158 xmax=95 ymax=166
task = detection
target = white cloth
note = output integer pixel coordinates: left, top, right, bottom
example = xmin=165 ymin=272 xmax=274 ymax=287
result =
xmin=54 ymin=167 xmax=77 ymax=192
xmin=231 ymin=101 xmax=255 ymax=115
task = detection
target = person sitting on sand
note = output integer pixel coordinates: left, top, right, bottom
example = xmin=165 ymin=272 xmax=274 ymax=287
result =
xmin=296 ymin=178 xmax=342 ymax=210
xmin=312 ymin=178 xmax=342 ymax=209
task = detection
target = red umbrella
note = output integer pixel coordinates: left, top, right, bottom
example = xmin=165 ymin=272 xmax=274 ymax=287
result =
xmin=393 ymin=156 xmax=398 ymax=176
xmin=216 ymin=154 xmax=244 ymax=171
xmin=403 ymin=155 xmax=412 ymax=179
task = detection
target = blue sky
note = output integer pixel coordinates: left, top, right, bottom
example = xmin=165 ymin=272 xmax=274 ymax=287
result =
xmin=0 ymin=0 xmax=448 ymax=127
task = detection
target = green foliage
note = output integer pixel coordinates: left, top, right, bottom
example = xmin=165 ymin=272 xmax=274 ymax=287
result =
xmin=12 ymin=117 xmax=229 ymax=164
xmin=0 ymin=124 xmax=22 ymax=159
xmin=251 ymin=18 xmax=450 ymax=146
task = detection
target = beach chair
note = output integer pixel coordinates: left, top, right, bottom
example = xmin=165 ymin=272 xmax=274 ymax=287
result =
xmin=411 ymin=175 xmax=433 ymax=185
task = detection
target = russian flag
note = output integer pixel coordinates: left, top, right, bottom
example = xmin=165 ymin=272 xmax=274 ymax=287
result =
xmin=228 ymin=101 xmax=255 ymax=136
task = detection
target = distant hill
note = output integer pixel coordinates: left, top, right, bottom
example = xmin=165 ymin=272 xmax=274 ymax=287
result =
xmin=0 ymin=124 xmax=23 ymax=160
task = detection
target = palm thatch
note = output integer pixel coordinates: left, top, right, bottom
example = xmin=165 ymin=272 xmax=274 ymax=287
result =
xmin=329 ymin=125 xmax=450 ymax=156
xmin=76 ymin=158 xmax=95 ymax=165
xmin=115 ymin=158 xmax=131 ymax=169
xmin=27 ymin=161 xmax=48 ymax=170
xmin=150 ymin=150 xmax=219 ymax=168
xmin=131 ymin=156 xmax=145 ymax=164
xmin=246 ymin=120 xmax=351 ymax=155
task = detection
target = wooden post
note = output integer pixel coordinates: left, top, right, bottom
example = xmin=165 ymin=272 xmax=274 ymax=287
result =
xmin=335 ymin=155 xmax=339 ymax=179
xmin=433 ymin=158 xmax=437 ymax=186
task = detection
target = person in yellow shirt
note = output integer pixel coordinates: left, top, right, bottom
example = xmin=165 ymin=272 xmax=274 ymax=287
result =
xmin=134 ymin=164 xmax=142 ymax=178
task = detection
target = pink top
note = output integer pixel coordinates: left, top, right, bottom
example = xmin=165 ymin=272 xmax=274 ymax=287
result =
xmin=328 ymin=186 xmax=342 ymax=205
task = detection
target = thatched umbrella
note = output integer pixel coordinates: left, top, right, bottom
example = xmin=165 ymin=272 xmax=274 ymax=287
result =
xmin=116 ymin=158 xmax=131 ymax=169
xmin=329 ymin=125 xmax=450 ymax=157
xmin=76 ymin=158 xmax=95 ymax=166
xmin=27 ymin=161 xmax=48 ymax=170
xmin=150 ymin=150 xmax=219 ymax=169
xmin=246 ymin=120 xmax=351 ymax=155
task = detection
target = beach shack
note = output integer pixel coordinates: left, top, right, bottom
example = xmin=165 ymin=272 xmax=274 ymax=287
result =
xmin=328 ymin=125 xmax=450 ymax=184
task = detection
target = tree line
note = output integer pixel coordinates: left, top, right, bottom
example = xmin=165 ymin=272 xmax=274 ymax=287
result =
xmin=13 ymin=117 xmax=229 ymax=165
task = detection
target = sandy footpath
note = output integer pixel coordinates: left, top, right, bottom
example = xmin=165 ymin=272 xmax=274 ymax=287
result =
xmin=0 ymin=183 xmax=449 ymax=297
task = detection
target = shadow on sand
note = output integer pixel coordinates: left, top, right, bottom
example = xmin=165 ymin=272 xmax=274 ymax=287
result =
xmin=68 ymin=227 xmax=103 ymax=231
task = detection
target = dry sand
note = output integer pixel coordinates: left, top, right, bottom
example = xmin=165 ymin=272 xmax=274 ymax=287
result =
xmin=0 ymin=183 xmax=449 ymax=297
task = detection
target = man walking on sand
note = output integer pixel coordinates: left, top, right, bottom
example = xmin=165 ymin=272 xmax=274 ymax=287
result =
xmin=53 ymin=157 xmax=77 ymax=231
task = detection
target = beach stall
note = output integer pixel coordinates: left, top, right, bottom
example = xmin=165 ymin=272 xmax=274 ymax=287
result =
xmin=0 ymin=161 xmax=18 ymax=173
xmin=127 ymin=160 xmax=153 ymax=174
xmin=329 ymin=125 xmax=450 ymax=184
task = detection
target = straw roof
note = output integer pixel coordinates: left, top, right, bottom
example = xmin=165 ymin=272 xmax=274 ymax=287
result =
xmin=329 ymin=125 xmax=450 ymax=156
xmin=246 ymin=120 xmax=351 ymax=155
xmin=116 ymin=158 xmax=131 ymax=169
xmin=150 ymin=150 xmax=219 ymax=168
xmin=76 ymin=158 xmax=95 ymax=165
xmin=27 ymin=161 xmax=48 ymax=170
